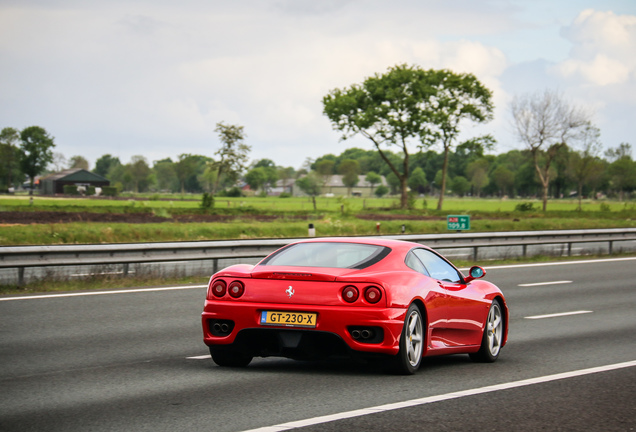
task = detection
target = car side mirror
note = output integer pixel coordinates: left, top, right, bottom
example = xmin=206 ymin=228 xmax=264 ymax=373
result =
xmin=464 ymin=266 xmax=486 ymax=283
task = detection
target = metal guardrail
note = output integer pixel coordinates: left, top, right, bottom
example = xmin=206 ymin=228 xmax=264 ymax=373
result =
xmin=1 ymin=228 xmax=636 ymax=285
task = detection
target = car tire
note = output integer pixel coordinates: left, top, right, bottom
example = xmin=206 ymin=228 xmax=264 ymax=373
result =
xmin=469 ymin=300 xmax=504 ymax=363
xmin=209 ymin=347 xmax=253 ymax=367
xmin=390 ymin=304 xmax=424 ymax=375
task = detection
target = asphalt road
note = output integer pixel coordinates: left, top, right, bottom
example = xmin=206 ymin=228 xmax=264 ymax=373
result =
xmin=1 ymin=257 xmax=635 ymax=431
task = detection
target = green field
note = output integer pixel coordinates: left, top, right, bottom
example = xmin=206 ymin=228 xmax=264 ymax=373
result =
xmin=1 ymin=195 xmax=635 ymax=246
xmin=1 ymin=194 xmax=633 ymax=212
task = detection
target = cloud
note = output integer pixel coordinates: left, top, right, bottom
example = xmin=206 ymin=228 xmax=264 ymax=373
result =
xmin=555 ymin=9 xmax=636 ymax=86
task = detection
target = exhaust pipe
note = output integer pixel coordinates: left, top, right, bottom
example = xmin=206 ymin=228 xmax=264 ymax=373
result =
xmin=361 ymin=329 xmax=372 ymax=339
xmin=220 ymin=323 xmax=229 ymax=333
xmin=351 ymin=330 xmax=361 ymax=340
xmin=213 ymin=323 xmax=222 ymax=333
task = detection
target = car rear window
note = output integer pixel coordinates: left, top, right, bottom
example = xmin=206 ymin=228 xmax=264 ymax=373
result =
xmin=260 ymin=242 xmax=391 ymax=269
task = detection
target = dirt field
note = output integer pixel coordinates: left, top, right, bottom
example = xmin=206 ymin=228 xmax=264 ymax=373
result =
xmin=0 ymin=211 xmax=304 ymax=224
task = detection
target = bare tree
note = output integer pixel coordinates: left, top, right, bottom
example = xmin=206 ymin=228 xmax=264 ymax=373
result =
xmin=510 ymin=90 xmax=590 ymax=211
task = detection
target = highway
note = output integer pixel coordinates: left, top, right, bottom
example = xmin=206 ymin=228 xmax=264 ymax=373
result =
xmin=1 ymin=257 xmax=635 ymax=431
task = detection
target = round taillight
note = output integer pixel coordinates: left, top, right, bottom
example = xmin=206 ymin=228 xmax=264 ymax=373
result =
xmin=342 ymin=286 xmax=359 ymax=303
xmin=364 ymin=286 xmax=382 ymax=304
xmin=210 ymin=280 xmax=227 ymax=298
xmin=228 ymin=281 xmax=245 ymax=298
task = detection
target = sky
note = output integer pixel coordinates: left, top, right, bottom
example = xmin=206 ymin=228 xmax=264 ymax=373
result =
xmin=1 ymin=0 xmax=635 ymax=170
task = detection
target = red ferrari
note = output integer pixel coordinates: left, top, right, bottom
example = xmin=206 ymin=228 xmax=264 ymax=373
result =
xmin=201 ymin=237 xmax=508 ymax=374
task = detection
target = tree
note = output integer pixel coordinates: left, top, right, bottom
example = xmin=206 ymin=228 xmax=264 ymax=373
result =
xmin=245 ymin=167 xmax=268 ymax=193
xmin=323 ymin=65 xmax=493 ymax=209
xmin=128 ymin=155 xmax=151 ymax=193
xmin=0 ymin=127 xmax=20 ymax=190
xmin=365 ymin=171 xmax=382 ymax=193
xmin=174 ymin=153 xmax=198 ymax=194
xmin=314 ymin=159 xmax=335 ymax=190
xmin=94 ymin=154 xmax=121 ymax=178
xmin=567 ymin=125 xmax=605 ymax=209
xmin=450 ymin=176 xmax=470 ymax=197
xmin=212 ymin=122 xmax=250 ymax=194
xmin=296 ymin=172 xmax=321 ymax=210
xmin=490 ymin=165 xmax=515 ymax=197
xmin=426 ymin=71 xmax=494 ymax=210
xmin=606 ymin=143 xmax=636 ymax=201
xmin=408 ymin=167 xmax=428 ymax=194
xmin=323 ymin=64 xmax=438 ymax=209
xmin=50 ymin=152 xmax=67 ymax=172
xmin=69 ymin=155 xmax=89 ymax=170
xmin=153 ymin=158 xmax=177 ymax=192
xmin=19 ymin=126 xmax=56 ymax=194
xmin=510 ymin=89 xmax=590 ymax=211
xmin=466 ymin=159 xmax=490 ymax=197
xmin=338 ymin=159 xmax=359 ymax=195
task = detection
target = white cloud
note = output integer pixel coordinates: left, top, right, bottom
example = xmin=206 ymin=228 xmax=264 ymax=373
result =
xmin=555 ymin=9 xmax=636 ymax=86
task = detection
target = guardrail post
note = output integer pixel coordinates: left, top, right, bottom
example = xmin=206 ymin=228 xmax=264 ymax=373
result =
xmin=473 ymin=246 xmax=478 ymax=261
xmin=213 ymin=258 xmax=218 ymax=274
xmin=18 ymin=267 xmax=24 ymax=286
xmin=609 ymin=240 xmax=613 ymax=255
xmin=522 ymin=244 xmax=527 ymax=258
xmin=568 ymin=242 xmax=572 ymax=256
xmin=123 ymin=263 xmax=129 ymax=277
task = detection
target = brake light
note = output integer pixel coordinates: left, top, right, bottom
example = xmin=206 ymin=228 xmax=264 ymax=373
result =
xmin=364 ymin=286 xmax=382 ymax=304
xmin=210 ymin=280 xmax=227 ymax=298
xmin=228 ymin=281 xmax=245 ymax=298
xmin=342 ymin=285 xmax=359 ymax=303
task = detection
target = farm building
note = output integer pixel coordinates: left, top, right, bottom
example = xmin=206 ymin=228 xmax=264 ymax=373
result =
xmin=39 ymin=168 xmax=110 ymax=195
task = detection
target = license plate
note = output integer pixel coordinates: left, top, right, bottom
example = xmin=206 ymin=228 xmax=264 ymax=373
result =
xmin=260 ymin=311 xmax=317 ymax=328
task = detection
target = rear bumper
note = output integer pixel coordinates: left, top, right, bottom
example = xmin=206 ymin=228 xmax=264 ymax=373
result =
xmin=202 ymin=300 xmax=407 ymax=357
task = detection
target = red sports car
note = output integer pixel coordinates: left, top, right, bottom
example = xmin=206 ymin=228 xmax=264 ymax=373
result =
xmin=201 ymin=237 xmax=508 ymax=374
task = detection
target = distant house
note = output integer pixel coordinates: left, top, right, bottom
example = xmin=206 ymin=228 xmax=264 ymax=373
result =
xmin=293 ymin=174 xmax=387 ymax=197
xmin=39 ymin=168 xmax=110 ymax=195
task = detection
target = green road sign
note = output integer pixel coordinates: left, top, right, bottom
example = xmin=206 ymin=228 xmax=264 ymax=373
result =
xmin=447 ymin=215 xmax=470 ymax=230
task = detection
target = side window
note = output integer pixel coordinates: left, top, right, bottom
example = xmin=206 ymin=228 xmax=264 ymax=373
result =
xmin=405 ymin=251 xmax=430 ymax=276
xmin=412 ymin=249 xmax=462 ymax=283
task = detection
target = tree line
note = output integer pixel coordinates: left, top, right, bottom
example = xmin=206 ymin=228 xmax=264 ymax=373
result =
xmin=2 ymin=64 xmax=635 ymax=210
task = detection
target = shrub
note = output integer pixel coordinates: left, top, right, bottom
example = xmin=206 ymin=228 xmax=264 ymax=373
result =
xmin=200 ymin=193 xmax=214 ymax=210
xmin=63 ymin=185 xmax=79 ymax=195
xmin=375 ymin=185 xmax=389 ymax=198
xmin=219 ymin=187 xmax=243 ymax=197
xmin=279 ymin=192 xmax=292 ymax=198
xmin=101 ymin=186 xmax=119 ymax=197
xmin=515 ymin=202 xmax=535 ymax=212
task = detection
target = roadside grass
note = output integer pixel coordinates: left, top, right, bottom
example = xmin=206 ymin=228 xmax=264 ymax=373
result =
xmin=2 ymin=252 xmax=634 ymax=297
xmin=2 ymin=216 xmax=636 ymax=246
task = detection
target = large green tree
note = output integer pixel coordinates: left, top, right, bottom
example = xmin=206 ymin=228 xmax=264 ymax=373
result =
xmin=323 ymin=65 xmax=437 ymax=208
xmin=323 ymin=65 xmax=493 ymax=209
xmin=19 ymin=126 xmax=56 ymax=194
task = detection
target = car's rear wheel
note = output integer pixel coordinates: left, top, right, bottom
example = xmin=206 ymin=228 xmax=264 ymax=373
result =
xmin=209 ymin=346 xmax=253 ymax=367
xmin=469 ymin=300 xmax=504 ymax=363
xmin=390 ymin=304 xmax=424 ymax=375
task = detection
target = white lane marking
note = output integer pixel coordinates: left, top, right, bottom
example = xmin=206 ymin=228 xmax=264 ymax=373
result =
xmin=518 ymin=280 xmax=572 ymax=287
xmin=186 ymin=354 xmax=211 ymax=360
xmin=482 ymin=256 xmax=636 ymax=270
xmin=3 ymin=256 xmax=634 ymax=302
xmin=240 ymin=360 xmax=636 ymax=432
xmin=0 ymin=285 xmax=207 ymax=301
xmin=525 ymin=310 xmax=593 ymax=320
